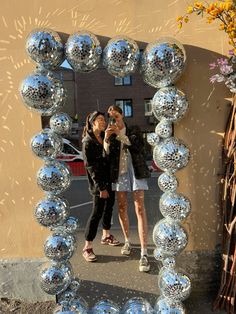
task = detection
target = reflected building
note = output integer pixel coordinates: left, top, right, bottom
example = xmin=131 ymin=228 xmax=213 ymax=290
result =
xmin=42 ymin=46 xmax=157 ymax=157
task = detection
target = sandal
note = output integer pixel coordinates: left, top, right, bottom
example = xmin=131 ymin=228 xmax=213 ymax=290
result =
xmin=101 ymin=234 xmax=120 ymax=246
xmin=82 ymin=248 xmax=97 ymax=262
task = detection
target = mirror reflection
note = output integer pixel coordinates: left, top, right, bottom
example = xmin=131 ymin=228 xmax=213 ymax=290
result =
xmin=41 ymin=36 xmax=163 ymax=305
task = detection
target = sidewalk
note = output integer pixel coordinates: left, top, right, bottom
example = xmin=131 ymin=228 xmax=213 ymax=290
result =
xmin=70 ymin=229 xmax=225 ymax=314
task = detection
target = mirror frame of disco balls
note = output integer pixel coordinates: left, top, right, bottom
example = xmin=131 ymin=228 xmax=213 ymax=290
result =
xmin=159 ymin=191 xmax=191 ymax=222
xmin=153 ymin=218 xmax=188 ymax=256
xmin=36 ymin=160 xmax=71 ymax=195
xmin=91 ymin=299 xmax=120 ymax=314
xmin=44 ymin=232 xmax=76 ymax=262
xmin=103 ymin=35 xmax=140 ymax=78
xmin=152 ymin=86 xmax=188 ymax=122
xmin=140 ymin=37 xmax=186 ymax=88
xmin=30 ymin=128 xmax=63 ymax=160
xmin=40 ymin=262 xmax=73 ymax=295
xmin=19 ymin=69 xmax=67 ymax=116
xmin=65 ymin=30 xmax=102 ymax=72
xmin=153 ymin=137 xmax=190 ymax=173
xmin=26 ymin=28 xmax=64 ymax=69
xmin=34 ymin=195 xmax=69 ymax=227
xmin=50 ymin=113 xmax=72 ymax=135
xmin=158 ymin=268 xmax=191 ymax=301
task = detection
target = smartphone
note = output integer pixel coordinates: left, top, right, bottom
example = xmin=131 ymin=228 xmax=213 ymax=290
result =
xmin=108 ymin=117 xmax=116 ymax=125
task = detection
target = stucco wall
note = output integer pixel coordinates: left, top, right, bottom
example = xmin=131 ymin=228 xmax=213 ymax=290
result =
xmin=0 ymin=0 xmax=230 ymax=258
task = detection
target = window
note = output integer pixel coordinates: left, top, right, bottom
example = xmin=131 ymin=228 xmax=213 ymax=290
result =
xmin=144 ymin=98 xmax=152 ymax=116
xmin=63 ymin=143 xmax=78 ymax=155
xmin=114 ymin=75 xmax=132 ymax=86
xmin=115 ymin=99 xmax=133 ymax=117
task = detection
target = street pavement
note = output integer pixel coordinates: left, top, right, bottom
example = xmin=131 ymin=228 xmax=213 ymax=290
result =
xmin=62 ymin=175 xmax=224 ymax=313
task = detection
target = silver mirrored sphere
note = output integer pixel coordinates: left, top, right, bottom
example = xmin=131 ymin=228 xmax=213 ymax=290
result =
xmin=158 ymin=269 xmax=191 ymax=301
xmin=20 ymin=69 xmax=67 ymax=116
xmin=103 ymin=35 xmax=140 ymax=77
xmin=154 ymin=296 xmax=186 ymax=314
xmin=122 ymin=297 xmax=154 ymax=314
xmin=160 ymin=192 xmax=191 ymax=222
xmin=57 ymin=288 xmax=76 ymax=304
xmin=155 ymin=119 xmax=173 ymax=139
xmin=68 ymin=278 xmax=81 ymax=292
xmin=50 ymin=113 xmax=72 ymax=135
xmin=162 ymin=257 xmax=176 ymax=269
xmin=147 ymin=132 xmax=160 ymax=146
xmin=66 ymin=31 xmax=102 ymax=72
xmin=141 ymin=37 xmax=186 ymax=88
xmin=153 ymin=248 xmax=165 ymax=261
xmin=31 ymin=128 xmax=63 ymax=160
xmin=40 ymin=262 xmax=73 ymax=295
xmin=52 ymin=216 xmax=79 ymax=235
xmin=70 ymin=298 xmax=89 ymax=314
xmin=91 ymin=299 xmax=120 ymax=313
xmin=37 ymin=160 xmax=71 ymax=194
xmin=44 ymin=233 xmax=76 ymax=262
xmin=158 ymin=173 xmax=178 ymax=192
xmin=26 ymin=28 xmax=64 ymax=69
xmin=153 ymin=137 xmax=190 ymax=173
xmin=152 ymin=87 xmax=188 ymax=122
xmin=35 ymin=195 xmax=69 ymax=227
xmin=153 ymin=219 xmax=188 ymax=256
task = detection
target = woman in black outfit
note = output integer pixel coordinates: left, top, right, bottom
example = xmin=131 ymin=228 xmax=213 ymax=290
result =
xmin=82 ymin=111 xmax=119 ymax=262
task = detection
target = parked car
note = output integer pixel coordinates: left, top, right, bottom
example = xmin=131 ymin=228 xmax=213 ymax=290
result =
xmin=148 ymin=159 xmax=162 ymax=172
xmin=57 ymin=139 xmax=86 ymax=176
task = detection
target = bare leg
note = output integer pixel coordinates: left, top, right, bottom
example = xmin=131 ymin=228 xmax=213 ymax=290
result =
xmin=117 ymin=191 xmax=129 ymax=241
xmin=133 ymin=190 xmax=148 ymax=250
xmin=83 ymin=241 xmax=93 ymax=249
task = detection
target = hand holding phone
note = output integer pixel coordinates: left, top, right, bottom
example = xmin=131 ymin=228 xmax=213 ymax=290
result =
xmin=108 ymin=117 xmax=116 ymax=126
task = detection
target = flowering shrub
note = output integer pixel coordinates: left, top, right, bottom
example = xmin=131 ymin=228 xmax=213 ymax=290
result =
xmin=177 ymin=1 xmax=236 ymax=92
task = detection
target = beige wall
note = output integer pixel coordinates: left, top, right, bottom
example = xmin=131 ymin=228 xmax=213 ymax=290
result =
xmin=0 ymin=0 xmax=230 ymax=258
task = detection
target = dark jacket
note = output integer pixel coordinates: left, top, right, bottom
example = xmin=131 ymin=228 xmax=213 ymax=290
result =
xmin=82 ymin=131 xmax=111 ymax=195
xmin=109 ymin=125 xmax=150 ymax=183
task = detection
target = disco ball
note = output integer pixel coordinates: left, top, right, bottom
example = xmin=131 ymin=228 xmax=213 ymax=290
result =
xmin=34 ymin=195 xmax=69 ymax=227
xmin=54 ymin=297 xmax=88 ymax=314
xmin=91 ymin=299 xmax=120 ymax=313
xmin=140 ymin=37 xmax=186 ymax=88
xmin=50 ymin=113 xmax=72 ymax=135
xmin=153 ymin=219 xmax=188 ymax=256
xmin=31 ymin=128 xmax=63 ymax=160
xmin=158 ymin=172 xmax=179 ymax=193
xmin=122 ymin=297 xmax=154 ymax=314
xmin=52 ymin=216 xmax=79 ymax=235
xmin=154 ymin=296 xmax=186 ymax=314
xmin=37 ymin=160 xmax=71 ymax=194
xmin=162 ymin=257 xmax=176 ymax=269
xmin=66 ymin=30 xmax=102 ymax=72
xmin=158 ymin=268 xmax=191 ymax=301
xmin=159 ymin=192 xmax=191 ymax=222
xmin=152 ymin=86 xmax=188 ymax=122
xmin=103 ymin=35 xmax=140 ymax=77
xmin=155 ymin=119 xmax=173 ymax=139
xmin=147 ymin=132 xmax=160 ymax=146
xmin=40 ymin=262 xmax=73 ymax=295
xmin=19 ymin=69 xmax=67 ymax=116
xmin=44 ymin=233 xmax=76 ymax=262
xmin=153 ymin=248 xmax=165 ymax=261
xmin=26 ymin=28 xmax=64 ymax=69
xmin=153 ymin=137 xmax=190 ymax=173
xmin=57 ymin=288 xmax=76 ymax=304
xmin=68 ymin=278 xmax=81 ymax=292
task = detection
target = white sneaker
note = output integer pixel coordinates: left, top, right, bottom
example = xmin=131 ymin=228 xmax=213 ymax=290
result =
xmin=139 ymin=255 xmax=150 ymax=272
xmin=121 ymin=242 xmax=131 ymax=255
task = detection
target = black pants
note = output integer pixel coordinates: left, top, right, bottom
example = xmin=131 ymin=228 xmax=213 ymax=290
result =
xmin=85 ymin=190 xmax=115 ymax=241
